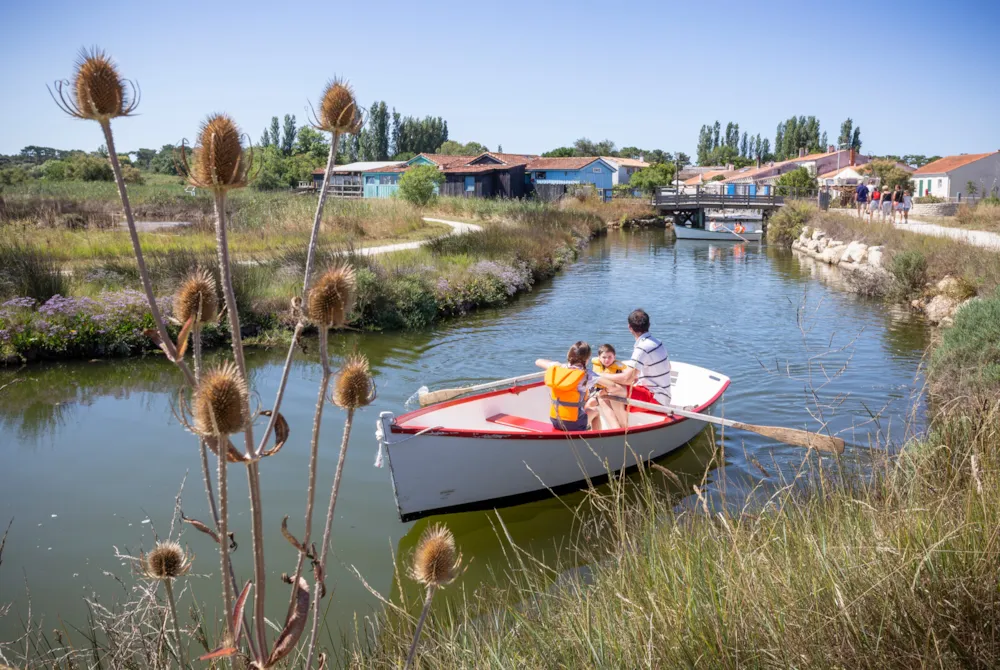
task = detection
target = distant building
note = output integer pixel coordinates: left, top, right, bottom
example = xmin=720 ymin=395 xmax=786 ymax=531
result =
xmin=311 ymin=161 xmax=404 ymax=197
xmin=718 ymin=149 xmax=870 ymax=194
xmin=362 ymin=152 xmax=538 ymax=199
xmin=525 ymin=157 xmax=618 ymax=201
xmin=601 ymin=156 xmax=649 ymax=186
xmin=911 ymin=151 xmax=1000 ymax=199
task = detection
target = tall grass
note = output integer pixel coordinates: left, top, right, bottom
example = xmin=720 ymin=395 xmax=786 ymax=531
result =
xmin=0 ymin=238 xmax=68 ymax=301
xmin=955 ymin=201 xmax=1000 ymax=232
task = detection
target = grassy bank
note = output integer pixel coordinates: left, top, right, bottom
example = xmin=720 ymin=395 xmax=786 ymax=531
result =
xmin=1 ymin=194 xmax=605 ymax=362
xmin=348 ymin=287 xmax=1000 ymax=669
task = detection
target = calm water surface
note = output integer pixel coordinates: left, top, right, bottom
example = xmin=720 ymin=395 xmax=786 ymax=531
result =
xmin=0 ymin=231 xmax=928 ymax=647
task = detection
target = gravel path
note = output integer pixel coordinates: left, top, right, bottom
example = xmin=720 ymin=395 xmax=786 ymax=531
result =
xmin=846 ymin=210 xmax=1000 ymax=250
xmin=342 ymin=217 xmax=482 ymax=256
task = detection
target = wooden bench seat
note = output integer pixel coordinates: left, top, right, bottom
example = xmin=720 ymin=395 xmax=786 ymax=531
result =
xmin=487 ymin=413 xmax=557 ymax=433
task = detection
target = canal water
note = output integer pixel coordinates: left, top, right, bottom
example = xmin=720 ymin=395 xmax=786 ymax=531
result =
xmin=0 ymin=230 xmax=928 ymax=649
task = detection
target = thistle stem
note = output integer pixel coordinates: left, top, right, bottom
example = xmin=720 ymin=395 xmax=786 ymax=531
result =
xmin=216 ymin=434 xmax=233 ymax=635
xmin=100 ymin=120 xmax=195 ymax=388
xmin=163 ymin=579 xmax=187 ymax=669
xmin=285 ymin=327 xmax=332 ymax=616
xmin=404 ymin=586 xmax=437 ymax=670
xmin=211 ymin=191 xmax=267 ymax=658
xmin=303 ymin=406 xmax=354 ymax=669
xmin=255 ymin=132 xmax=340 ymax=455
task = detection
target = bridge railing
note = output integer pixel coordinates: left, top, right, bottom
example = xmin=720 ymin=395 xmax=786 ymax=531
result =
xmin=652 ymin=187 xmax=788 ymax=208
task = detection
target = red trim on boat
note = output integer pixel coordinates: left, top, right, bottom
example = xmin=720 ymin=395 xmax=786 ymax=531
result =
xmin=390 ymin=379 xmax=731 ymax=440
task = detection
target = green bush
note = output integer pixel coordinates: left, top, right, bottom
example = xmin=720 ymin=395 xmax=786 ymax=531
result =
xmin=398 ymin=165 xmax=444 ymax=206
xmin=766 ymin=201 xmax=814 ymax=246
xmin=0 ymin=240 xmax=68 ymax=302
xmin=351 ymin=267 xmax=438 ymax=330
xmin=930 ymin=290 xmax=1000 ymax=398
xmin=889 ymin=250 xmax=927 ymax=299
xmin=774 ymin=167 xmax=816 ymax=196
xmin=915 ymin=194 xmax=943 ymax=204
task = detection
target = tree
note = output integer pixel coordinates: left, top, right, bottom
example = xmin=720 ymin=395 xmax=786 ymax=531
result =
xmin=740 ymin=132 xmax=748 ymax=159
xmin=132 ymin=148 xmax=157 ymax=170
xmin=269 ymin=117 xmax=280 ymax=148
xmin=150 ymin=144 xmax=179 ymax=175
xmin=820 ymin=131 xmax=828 ymax=152
xmin=542 ymin=146 xmax=576 ymax=158
xmin=676 ymin=152 xmax=691 ymax=167
xmin=280 ymin=114 xmax=297 ymax=156
xmin=966 ymin=180 xmax=978 ymax=198
xmin=259 ymin=128 xmax=271 ymax=148
xmin=774 ymin=167 xmax=816 ymax=196
xmin=390 ymin=109 xmax=402 ymax=157
xmin=295 ymin=126 xmax=329 ymax=162
xmin=696 ymin=125 xmax=713 ymax=165
xmin=859 ymin=160 xmax=912 ymax=191
xmin=712 ymin=121 xmax=721 ymax=149
xmin=398 ymin=164 xmax=444 ymax=205
xmin=851 ymin=127 xmax=862 ymax=152
xmin=629 ymin=163 xmax=676 ymax=195
xmin=362 ymin=101 xmax=390 ymax=161
xmin=838 ymin=118 xmax=854 ymax=151
xmin=761 ymin=138 xmax=771 ymax=161
xmin=437 ymin=140 xmax=488 ymax=155
xmin=774 ymin=123 xmax=784 ymax=160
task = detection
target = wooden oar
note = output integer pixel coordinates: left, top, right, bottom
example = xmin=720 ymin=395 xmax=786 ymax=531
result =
xmin=609 ymin=396 xmax=845 ymax=455
xmin=418 ymin=371 xmax=545 ymax=408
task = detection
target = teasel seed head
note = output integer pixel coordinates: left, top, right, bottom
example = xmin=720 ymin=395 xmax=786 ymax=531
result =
xmin=185 ymin=114 xmax=250 ymax=191
xmin=193 ymin=361 xmax=248 ymax=436
xmin=307 ymin=265 xmax=356 ymax=328
xmin=333 ymin=354 xmax=374 ymax=410
xmin=50 ymin=48 xmax=140 ymax=122
xmin=410 ymin=524 xmax=461 ymax=588
xmin=173 ymin=269 xmax=218 ymax=324
xmin=317 ymin=79 xmax=361 ymax=134
xmin=143 ymin=541 xmax=193 ymax=580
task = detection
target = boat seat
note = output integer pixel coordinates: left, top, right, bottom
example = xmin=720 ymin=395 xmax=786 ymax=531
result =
xmin=487 ymin=413 xmax=557 ymax=433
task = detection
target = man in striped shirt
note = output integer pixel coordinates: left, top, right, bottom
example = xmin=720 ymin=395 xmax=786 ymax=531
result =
xmin=596 ymin=309 xmax=672 ymax=406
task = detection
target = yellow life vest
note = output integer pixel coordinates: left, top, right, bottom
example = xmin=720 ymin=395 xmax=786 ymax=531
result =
xmin=544 ymin=366 xmax=587 ymax=423
xmin=591 ymin=357 xmax=625 ymax=375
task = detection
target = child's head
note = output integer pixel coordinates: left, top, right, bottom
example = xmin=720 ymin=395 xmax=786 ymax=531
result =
xmin=566 ymin=341 xmax=591 ymax=367
xmin=597 ymin=343 xmax=617 ymax=367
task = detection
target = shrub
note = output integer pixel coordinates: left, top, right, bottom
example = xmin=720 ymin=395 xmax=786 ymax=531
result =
xmin=351 ymin=267 xmax=437 ymax=330
xmin=930 ymin=290 xmax=1000 ymax=399
xmin=915 ymin=194 xmax=943 ymax=204
xmin=888 ymin=250 xmax=927 ymax=299
xmin=766 ymin=201 xmax=814 ymax=246
xmin=774 ymin=167 xmax=816 ymax=196
xmin=398 ymin=165 xmax=444 ymax=206
xmin=0 ymin=240 xmax=68 ymax=302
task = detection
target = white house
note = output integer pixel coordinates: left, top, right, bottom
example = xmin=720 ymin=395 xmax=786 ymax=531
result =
xmin=601 ymin=156 xmax=649 ymax=185
xmin=911 ymin=151 xmax=1000 ymax=199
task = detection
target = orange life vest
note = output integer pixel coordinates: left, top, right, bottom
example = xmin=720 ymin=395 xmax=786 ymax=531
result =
xmin=544 ymin=366 xmax=587 ymax=423
xmin=591 ymin=357 xmax=625 ymax=375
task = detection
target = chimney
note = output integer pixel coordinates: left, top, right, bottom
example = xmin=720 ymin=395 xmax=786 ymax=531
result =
xmin=849 ymin=149 xmax=855 ymax=166
xmin=798 ymin=147 xmax=807 ymax=158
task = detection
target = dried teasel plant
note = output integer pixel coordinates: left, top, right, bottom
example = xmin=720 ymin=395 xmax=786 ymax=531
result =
xmin=173 ymin=269 xmax=219 ymax=326
xmin=139 ymin=541 xmax=194 ymax=666
xmin=307 ymin=265 xmax=357 ymax=329
xmin=178 ymin=114 xmax=253 ymax=192
xmin=48 ymin=47 xmax=140 ymax=122
xmin=404 ymin=524 xmax=462 ymax=669
xmin=303 ymin=353 xmax=375 ymax=666
xmin=192 ymin=361 xmax=248 ymax=437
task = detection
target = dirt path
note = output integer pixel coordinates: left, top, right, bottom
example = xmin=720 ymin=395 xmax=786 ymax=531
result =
xmin=343 ymin=217 xmax=482 ymax=257
xmin=847 ymin=210 xmax=1000 ymax=250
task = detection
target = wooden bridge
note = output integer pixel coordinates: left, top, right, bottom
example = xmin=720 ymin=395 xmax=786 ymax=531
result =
xmin=651 ymin=187 xmax=787 ymax=211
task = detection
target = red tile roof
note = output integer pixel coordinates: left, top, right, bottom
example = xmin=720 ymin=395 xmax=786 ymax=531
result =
xmin=602 ymin=156 xmax=649 ymax=168
xmin=525 ymin=156 xmax=608 ymax=170
xmin=485 ymin=152 xmax=537 ymax=165
xmin=913 ymin=152 xmax=999 ymax=175
xmin=683 ymin=169 xmax=733 ymax=185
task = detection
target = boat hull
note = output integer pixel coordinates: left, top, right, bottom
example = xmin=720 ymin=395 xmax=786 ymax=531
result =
xmin=674 ymin=225 xmax=763 ymax=241
xmin=379 ymin=362 xmax=729 ymax=521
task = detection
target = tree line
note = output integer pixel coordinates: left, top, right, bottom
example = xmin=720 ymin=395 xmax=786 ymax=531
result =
xmin=541 ymin=138 xmax=690 ymax=167
xmin=695 ymin=116 xmax=868 ymax=167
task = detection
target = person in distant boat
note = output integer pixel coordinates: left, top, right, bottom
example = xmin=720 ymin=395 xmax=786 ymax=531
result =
xmin=597 ymin=309 xmax=672 ymax=410
xmin=536 ymin=341 xmax=601 ymax=432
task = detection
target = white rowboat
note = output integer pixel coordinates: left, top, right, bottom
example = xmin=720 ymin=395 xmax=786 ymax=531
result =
xmin=376 ymin=362 xmax=730 ymax=521
xmin=674 ymin=225 xmax=763 ymax=242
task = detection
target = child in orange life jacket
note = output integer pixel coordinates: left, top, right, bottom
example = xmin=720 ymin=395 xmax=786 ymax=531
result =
xmin=591 ymin=343 xmax=629 ymax=430
xmin=592 ymin=343 xmax=625 ymax=375
xmin=536 ymin=341 xmax=601 ymax=432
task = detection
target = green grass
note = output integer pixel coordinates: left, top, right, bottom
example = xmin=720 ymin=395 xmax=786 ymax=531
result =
xmin=931 ymin=288 xmax=1000 ymax=399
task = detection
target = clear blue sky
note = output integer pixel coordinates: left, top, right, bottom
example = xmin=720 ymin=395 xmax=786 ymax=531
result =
xmin=2 ymin=0 xmax=999 ymax=159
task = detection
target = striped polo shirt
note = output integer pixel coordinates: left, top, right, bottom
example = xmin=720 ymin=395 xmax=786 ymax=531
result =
xmin=625 ymin=333 xmax=672 ymax=404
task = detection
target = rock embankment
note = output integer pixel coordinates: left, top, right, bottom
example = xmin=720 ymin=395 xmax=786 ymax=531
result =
xmin=791 ymin=225 xmax=976 ymax=327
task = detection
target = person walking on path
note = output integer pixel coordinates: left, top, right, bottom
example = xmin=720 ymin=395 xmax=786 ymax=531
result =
xmin=892 ymin=185 xmax=904 ymax=224
xmin=882 ymin=186 xmax=894 ymax=222
xmin=901 ymin=189 xmax=912 ymax=224
xmin=855 ymin=180 xmax=869 ymax=217
xmin=868 ymin=185 xmax=881 ymax=223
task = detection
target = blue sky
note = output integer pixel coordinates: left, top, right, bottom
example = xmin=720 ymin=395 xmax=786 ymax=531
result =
xmin=2 ymin=0 xmax=998 ymax=159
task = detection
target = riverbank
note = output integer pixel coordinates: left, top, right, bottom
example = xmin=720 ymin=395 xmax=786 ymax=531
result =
xmin=0 ymin=196 xmax=606 ymax=363
xmin=347 ymin=211 xmax=1000 ymax=667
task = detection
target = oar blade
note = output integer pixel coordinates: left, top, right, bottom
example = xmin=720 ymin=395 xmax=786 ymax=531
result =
xmin=418 ymin=388 xmax=461 ymax=407
xmin=735 ymin=422 xmax=845 ymax=455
